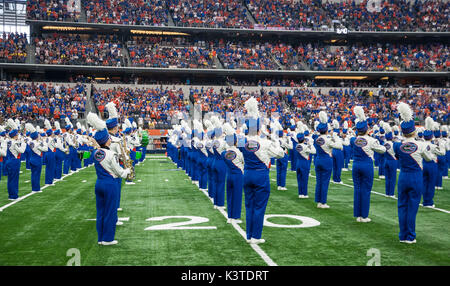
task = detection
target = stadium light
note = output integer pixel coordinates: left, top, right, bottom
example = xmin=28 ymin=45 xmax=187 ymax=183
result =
xmin=130 ymin=30 xmax=190 ymax=36
xmin=42 ymin=26 xmax=95 ymax=31
xmin=315 ymin=76 xmax=368 ymax=80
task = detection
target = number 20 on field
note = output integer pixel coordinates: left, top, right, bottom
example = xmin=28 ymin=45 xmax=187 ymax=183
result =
xmin=144 ymin=215 xmax=320 ymax=230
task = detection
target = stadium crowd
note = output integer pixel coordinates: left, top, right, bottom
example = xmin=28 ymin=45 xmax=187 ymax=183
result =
xmin=321 ymin=0 xmax=450 ymax=32
xmin=27 ymin=34 xmax=450 ymax=72
xmin=0 ymin=32 xmax=28 ymax=63
xmin=34 ymin=34 xmax=125 ymax=66
xmin=0 ymin=81 xmax=87 ymax=124
xmin=84 ymin=0 xmax=169 ymax=26
xmin=92 ymin=86 xmax=188 ymax=128
xmin=167 ymin=0 xmax=252 ymax=28
xmin=88 ymin=83 xmax=448 ymax=129
xmin=27 ymin=0 xmax=80 ymax=22
xmin=127 ymin=37 xmax=216 ymax=68
xmin=26 ymin=0 xmax=450 ymax=32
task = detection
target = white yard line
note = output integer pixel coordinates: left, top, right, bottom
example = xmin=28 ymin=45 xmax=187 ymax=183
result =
xmin=198 ymin=187 xmax=278 ymax=266
xmin=173 ymin=160 xmax=278 ymax=266
xmin=0 ymin=166 xmax=91 ymax=212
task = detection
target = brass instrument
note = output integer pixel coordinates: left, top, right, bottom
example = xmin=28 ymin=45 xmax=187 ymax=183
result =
xmin=119 ymin=132 xmax=135 ymax=181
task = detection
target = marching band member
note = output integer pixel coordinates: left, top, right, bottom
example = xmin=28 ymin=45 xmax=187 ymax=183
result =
xmin=205 ymin=122 xmax=216 ymax=200
xmin=295 ymin=124 xmax=316 ymax=198
xmin=275 ymin=120 xmax=292 ymax=191
xmin=5 ymin=119 xmax=26 ymax=200
xmin=239 ymin=97 xmax=284 ymax=244
xmin=222 ymin=122 xmax=244 ymax=223
xmin=74 ymin=122 xmax=83 ymax=170
xmin=381 ymin=122 xmax=397 ymax=198
xmin=211 ymin=116 xmax=227 ymax=210
xmin=444 ymin=125 xmax=450 ymax=179
xmin=377 ymin=122 xmax=386 ymax=180
xmin=26 ymin=123 xmax=48 ymax=193
xmin=87 ymin=112 xmax=131 ymax=246
xmin=435 ymin=123 xmax=447 ymax=190
xmin=350 ymin=106 xmax=386 ymax=222
xmin=194 ymin=119 xmax=208 ymax=192
xmin=105 ymin=101 xmax=126 ymax=213
xmin=313 ymin=110 xmax=342 ymax=209
xmin=332 ymin=119 xmax=344 ymax=184
xmin=422 ymin=117 xmax=445 ymax=208
xmin=289 ymin=119 xmax=297 ymax=172
xmin=62 ymin=117 xmax=74 ymax=175
xmin=123 ymin=119 xmax=136 ymax=185
xmin=0 ymin=126 xmax=6 ymax=180
xmin=53 ymin=121 xmax=66 ymax=181
xmin=342 ymin=121 xmax=351 ymax=171
xmin=393 ymin=102 xmax=432 ymax=244
xmin=44 ymin=119 xmax=56 ymax=186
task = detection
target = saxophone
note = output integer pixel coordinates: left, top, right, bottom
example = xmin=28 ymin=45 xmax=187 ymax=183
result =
xmin=120 ymin=133 xmax=135 ymax=181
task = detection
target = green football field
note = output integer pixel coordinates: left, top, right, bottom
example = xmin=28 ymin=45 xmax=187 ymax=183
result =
xmin=0 ymin=155 xmax=449 ymax=266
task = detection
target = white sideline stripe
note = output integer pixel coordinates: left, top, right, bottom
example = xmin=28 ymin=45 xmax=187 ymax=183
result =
xmin=309 ymin=174 xmax=450 ymax=214
xmin=197 ymin=187 xmax=277 ymax=266
xmin=0 ymin=166 xmax=91 ymax=212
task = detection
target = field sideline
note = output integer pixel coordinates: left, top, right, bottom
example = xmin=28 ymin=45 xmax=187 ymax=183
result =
xmin=0 ymin=155 xmax=449 ymax=266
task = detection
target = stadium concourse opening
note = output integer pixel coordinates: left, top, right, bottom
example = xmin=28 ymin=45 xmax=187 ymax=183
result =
xmin=0 ymin=0 xmax=448 ymax=273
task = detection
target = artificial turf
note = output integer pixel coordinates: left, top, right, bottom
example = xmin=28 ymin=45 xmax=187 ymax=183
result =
xmin=0 ymin=156 xmax=449 ymax=266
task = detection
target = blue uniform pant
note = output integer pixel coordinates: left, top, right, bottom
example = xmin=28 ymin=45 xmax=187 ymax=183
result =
xmin=343 ymin=145 xmax=351 ymax=169
xmin=397 ymin=171 xmax=422 ymax=242
xmin=332 ymin=149 xmax=344 ymax=183
xmin=6 ymin=158 xmax=21 ymax=199
xmin=378 ymin=156 xmax=385 ymax=177
xmin=226 ymin=170 xmax=243 ymax=219
xmin=45 ymin=151 xmax=55 ymax=185
xmin=290 ymin=149 xmax=296 ymax=171
xmin=436 ymin=156 xmax=446 ymax=187
xmin=384 ymin=159 xmax=397 ymax=196
xmin=296 ymin=160 xmax=311 ymax=196
xmin=63 ymin=152 xmax=71 ymax=174
xmin=25 ymin=149 xmax=31 ymax=170
xmin=199 ymin=159 xmax=208 ymax=190
xmin=95 ymin=180 xmax=119 ymax=243
xmin=314 ymin=156 xmax=333 ymax=204
xmin=243 ymin=169 xmax=270 ymax=240
xmin=55 ymin=150 xmax=64 ymax=179
xmin=276 ymin=154 xmax=288 ymax=187
xmin=70 ymin=147 xmax=78 ymax=171
xmin=446 ymin=150 xmax=450 ymax=175
xmin=207 ymin=159 xmax=215 ymax=199
xmin=352 ymin=161 xmax=374 ymax=218
xmin=422 ymin=161 xmax=437 ymax=206
xmin=213 ymin=159 xmax=226 ymax=207
xmin=30 ymin=156 xmax=43 ymax=192
xmin=116 ymin=178 xmax=122 ymax=209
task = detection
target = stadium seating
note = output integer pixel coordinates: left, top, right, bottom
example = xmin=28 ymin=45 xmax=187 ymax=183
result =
xmin=167 ymin=0 xmax=252 ymax=28
xmin=84 ymin=0 xmax=169 ymax=26
xmin=0 ymin=32 xmax=28 ymax=63
xmin=27 ymin=0 xmax=80 ymax=22
xmin=34 ymin=34 xmax=125 ymax=66
xmin=27 ymin=0 xmax=449 ymax=32
xmin=0 ymin=81 xmax=88 ymax=123
xmin=92 ymin=85 xmax=188 ymax=128
xmin=127 ymin=36 xmax=216 ymax=68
